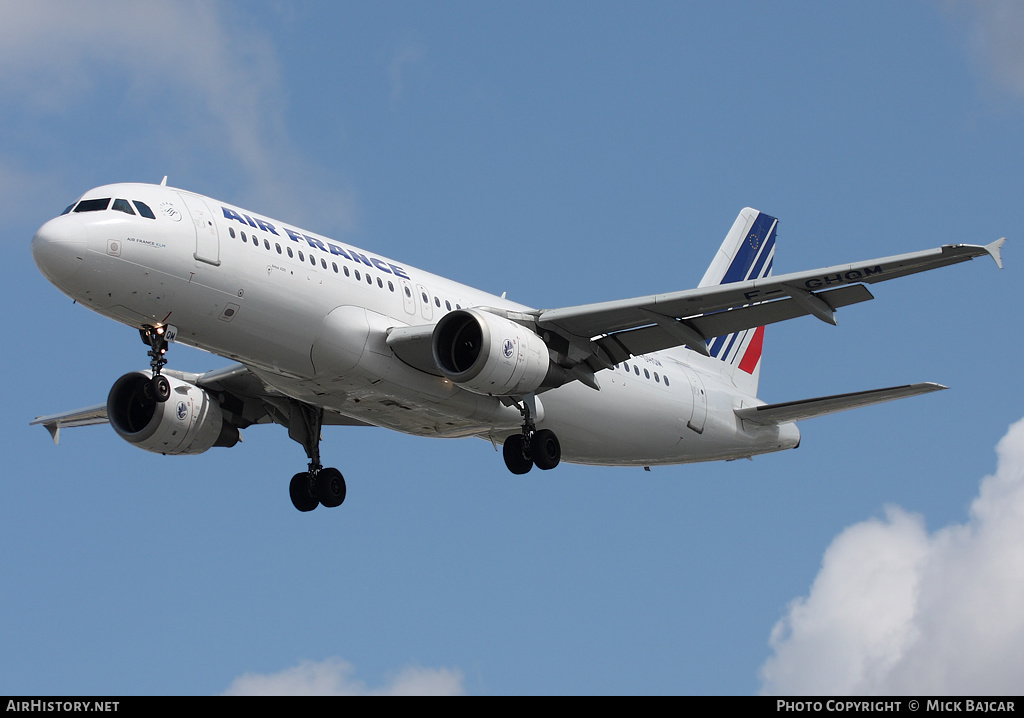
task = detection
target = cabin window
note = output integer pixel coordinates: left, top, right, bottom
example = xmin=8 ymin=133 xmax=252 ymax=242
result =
xmin=287 ymin=247 xmax=294 ymax=258
xmin=355 ymin=270 xmax=361 ymax=280
xmin=644 ymin=369 xmax=650 ymax=379
xmin=344 ymin=266 xmax=350 ymax=277
xmin=366 ymin=273 xmax=372 ymax=284
xmin=112 ymin=199 xmax=135 ymax=215
xmin=388 ymin=281 xmax=394 ymax=292
xmin=276 ymin=243 xmax=282 ymax=254
xmin=332 ymin=262 xmax=338 ymax=273
xmin=265 ymin=239 xmax=271 ymax=250
xmin=377 ymin=277 xmax=383 ymax=288
xmin=132 ymin=200 xmax=156 ymax=219
xmin=229 ymin=227 xmax=236 ymax=239
xmin=664 ymin=376 xmax=670 ymax=387
xmin=74 ymin=198 xmax=110 ymax=213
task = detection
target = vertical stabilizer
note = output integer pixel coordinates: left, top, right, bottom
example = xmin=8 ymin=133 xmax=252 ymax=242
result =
xmin=700 ymin=208 xmax=777 ymax=397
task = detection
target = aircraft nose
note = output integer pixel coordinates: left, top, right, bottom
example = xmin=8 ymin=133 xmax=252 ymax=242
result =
xmin=32 ymin=216 xmax=89 ymax=284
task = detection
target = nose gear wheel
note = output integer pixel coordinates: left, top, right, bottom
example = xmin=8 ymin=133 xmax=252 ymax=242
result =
xmin=139 ymin=324 xmax=172 ymax=403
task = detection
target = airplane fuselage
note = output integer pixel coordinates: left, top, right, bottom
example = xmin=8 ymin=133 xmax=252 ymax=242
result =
xmin=33 ymin=182 xmax=799 ymax=467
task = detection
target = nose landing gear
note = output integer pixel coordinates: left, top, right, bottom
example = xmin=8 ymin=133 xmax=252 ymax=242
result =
xmin=139 ymin=324 xmax=174 ymax=403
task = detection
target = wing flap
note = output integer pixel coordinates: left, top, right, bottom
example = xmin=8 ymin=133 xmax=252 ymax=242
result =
xmin=596 ymin=283 xmax=874 ymax=362
xmin=734 ymin=382 xmax=947 ymax=425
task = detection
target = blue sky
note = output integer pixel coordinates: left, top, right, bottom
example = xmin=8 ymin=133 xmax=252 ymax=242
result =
xmin=2 ymin=1 xmax=1022 ymax=695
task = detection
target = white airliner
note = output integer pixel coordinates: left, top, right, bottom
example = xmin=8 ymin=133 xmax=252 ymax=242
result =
xmin=31 ymin=180 xmax=1005 ymax=511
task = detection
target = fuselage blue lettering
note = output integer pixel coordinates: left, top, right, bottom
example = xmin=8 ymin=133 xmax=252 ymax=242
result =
xmin=348 ymin=250 xmax=374 ymax=268
xmin=224 ymin=208 xmax=412 ymax=280
xmin=254 ymin=218 xmax=279 ymax=236
xmin=222 ymin=207 xmax=246 ymax=224
xmin=326 ymin=242 xmax=351 ymax=260
xmin=302 ymin=233 xmax=328 ymax=252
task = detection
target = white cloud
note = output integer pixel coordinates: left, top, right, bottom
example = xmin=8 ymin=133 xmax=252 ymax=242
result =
xmin=222 ymin=657 xmax=466 ymax=696
xmin=760 ymin=416 xmax=1024 ymax=695
xmin=389 ymin=42 xmax=426 ymax=101
xmin=0 ymin=0 xmax=355 ymax=233
xmin=942 ymin=0 xmax=1024 ymax=99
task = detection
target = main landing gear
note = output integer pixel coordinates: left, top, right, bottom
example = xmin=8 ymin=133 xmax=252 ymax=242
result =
xmin=286 ymin=402 xmax=346 ymax=512
xmin=139 ymin=324 xmax=173 ymax=403
xmin=502 ymin=397 xmax=561 ymax=475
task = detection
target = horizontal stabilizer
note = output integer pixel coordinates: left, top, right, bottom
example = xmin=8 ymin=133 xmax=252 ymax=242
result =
xmin=734 ymin=382 xmax=947 ymax=425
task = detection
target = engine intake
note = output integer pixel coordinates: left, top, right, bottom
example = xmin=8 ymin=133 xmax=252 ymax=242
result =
xmin=107 ymin=372 xmax=239 ymax=455
xmin=432 ymin=309 xmax=550 ymax=396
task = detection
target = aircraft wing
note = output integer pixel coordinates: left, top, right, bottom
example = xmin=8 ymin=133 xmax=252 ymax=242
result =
xmin=31 ymin=363 xmax=372 ymax=443
xmin=536 ymin=239 xmax=1004 ymax=367
xmin=734 ymin=382 xmax=946 ymax=425
xmin=31 ymin=405 xmax=109 ymax=444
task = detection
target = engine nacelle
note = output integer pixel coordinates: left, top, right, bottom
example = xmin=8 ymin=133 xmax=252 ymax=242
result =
xmin=432 ymin=309 xmax=550 ymax=396
xmin=106 ymin=372 xmax=239 ymax=455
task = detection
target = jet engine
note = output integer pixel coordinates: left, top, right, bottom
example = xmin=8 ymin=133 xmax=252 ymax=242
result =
xmin=432 ymin=309 xmax=550 ymax=396
xmin=106 ymin=371 xmax=240 ymax=455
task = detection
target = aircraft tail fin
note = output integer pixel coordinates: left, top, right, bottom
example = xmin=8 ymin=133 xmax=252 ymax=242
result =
xmin=699 ymin=208 xmax=777 ymax=397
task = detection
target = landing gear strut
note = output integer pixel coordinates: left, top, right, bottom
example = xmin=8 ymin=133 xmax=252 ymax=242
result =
xmin=139 ymin=324 xmax=173 ymax=403
xmin=287 ymin=401 xmax=346 ymax=512
xmin=502 ymin=396 xmax=561 ymax=474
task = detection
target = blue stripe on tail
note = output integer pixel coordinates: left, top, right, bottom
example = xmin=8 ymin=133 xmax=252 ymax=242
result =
xmin=707 ymin=212 xmax=776 ymax=360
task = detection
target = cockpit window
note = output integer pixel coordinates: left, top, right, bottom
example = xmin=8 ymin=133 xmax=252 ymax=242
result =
xmin=61 ymin=204 xmax=74 ymax=215
xmin=73 ymin=198 xmax=111 ymax=213
xmin=133 ymin=200 xmax=156 ymax=219
xmin=112 ymin=199 xmax=135 ymax=215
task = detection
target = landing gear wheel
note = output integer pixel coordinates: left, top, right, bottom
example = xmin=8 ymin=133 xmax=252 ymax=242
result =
xmin=140 ymin=324 xmax=173 ymax=403
xmin=531 ymin=429 xmax=561 ymax=470
xmin=289 ymin=472 xmax=318 ymax=512
xmin=503 ymin=434 xmax=533 ymax=475
xmin=150 ymin=374 xmax=171 ymax=403
xmin=316 ymin=467 xmax=347 ymax=508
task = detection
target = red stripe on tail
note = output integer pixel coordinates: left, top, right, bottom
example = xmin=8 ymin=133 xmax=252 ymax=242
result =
xmin=737 ymin=326 xmax=764 ymax=375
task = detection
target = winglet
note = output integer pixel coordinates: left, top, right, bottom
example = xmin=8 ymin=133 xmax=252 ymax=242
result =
xmin=37 ymin=420 xmax=60 ymax=445
xmin=985 ymin=238 xmax=1006 ymax=269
